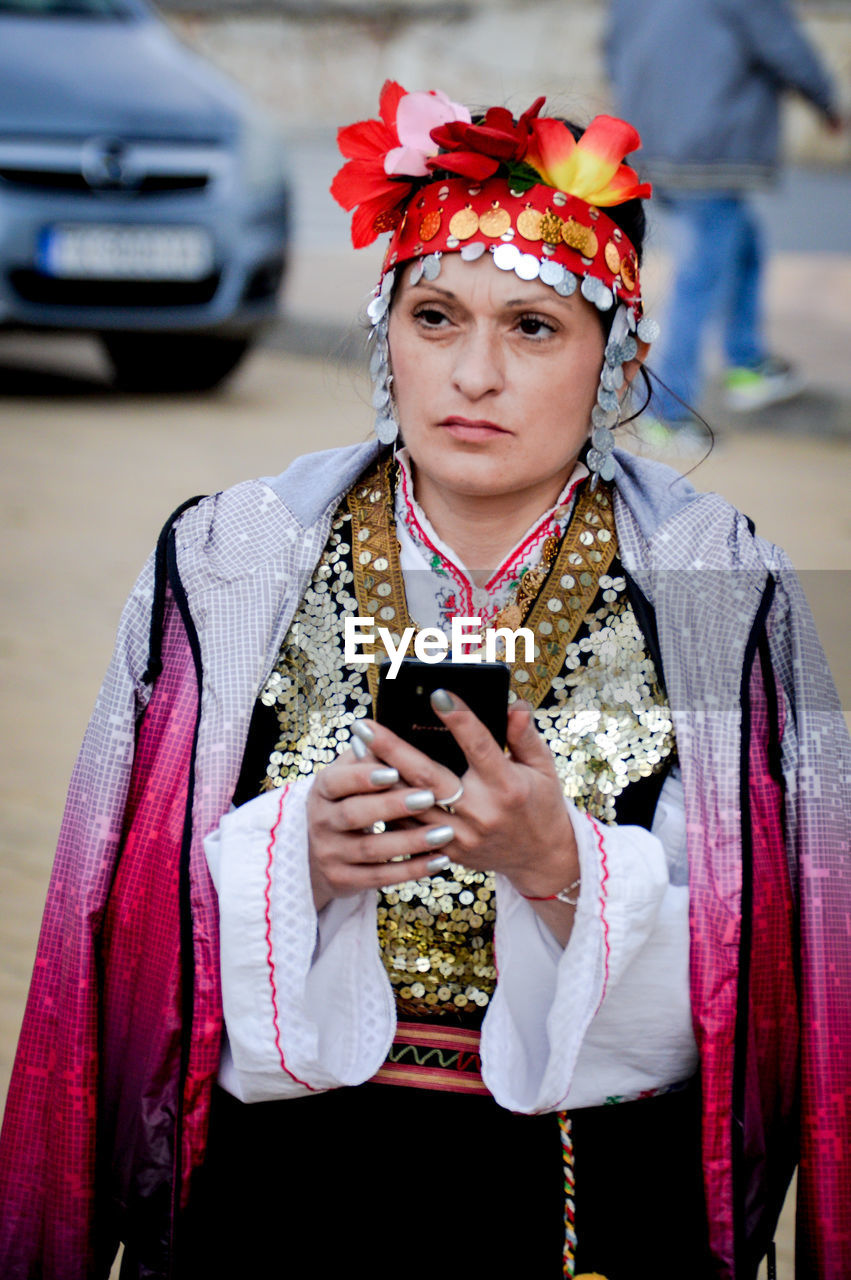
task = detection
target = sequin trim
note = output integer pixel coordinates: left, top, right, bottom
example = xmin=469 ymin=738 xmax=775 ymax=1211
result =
xmin=379 ymin=871 xmax=496 ymax=1017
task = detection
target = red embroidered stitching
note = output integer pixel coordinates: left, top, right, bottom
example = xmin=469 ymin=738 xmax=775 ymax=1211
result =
xmin=399 ymin=459 xmax=584 ymax=608
xmin=484 ymin=519 xmax=557 ymax=594
xmin=264 ymin=784 xmax=317 ymax=1091
xmin=588 ymin=814 xmax=611 ymax=1008
xmin=398 ymin=462 xmax=472 ymax=612
xmin=483 ymin=472 xmax=582 ymax=593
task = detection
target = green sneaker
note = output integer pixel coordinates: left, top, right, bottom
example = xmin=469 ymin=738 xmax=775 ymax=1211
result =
xmin=630 ymin=415 xmax=706 ymax=459
xmin=724 ymin=358 xmax=805 ymax=412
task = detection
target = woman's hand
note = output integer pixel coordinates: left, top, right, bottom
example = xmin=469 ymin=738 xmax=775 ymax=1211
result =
xmin=306 ymin=751 xmax=459 ymax=912
xmin=348 ymin=693 xmax=580 ymax=908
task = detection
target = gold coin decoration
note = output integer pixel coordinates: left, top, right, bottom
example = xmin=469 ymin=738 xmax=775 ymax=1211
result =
xmin=620 ymin=254 xmax=637 ymax=290
xmin=478 ymin=202 xmax=512 ymax=237
xmin=419 ymin=209 xmax=442 ymax=241
xmin=540 ymin=210 xmax=564 ymax=245
xmin=561 ymin=219 xmax=582 ymax=250
xmin=581 ymin=227 xmax=599 ymax=257
xmin=562 ymin=218 xmax=598 ymax=259
xmin=516 ymin=206 xmax=543 ymax=241
xmin=604 ymin=240 xmax=621 ymax=273
xmin=448 ymin=205 xmax=479 ymax=240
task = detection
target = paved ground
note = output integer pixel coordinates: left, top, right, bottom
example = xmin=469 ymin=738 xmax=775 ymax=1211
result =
xmin=0 ymin=157 xmax=848 ymax=1277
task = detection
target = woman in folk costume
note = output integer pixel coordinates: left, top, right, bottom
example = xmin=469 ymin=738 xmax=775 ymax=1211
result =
xmin=0 ymin=84 xmax=848 ymax=1280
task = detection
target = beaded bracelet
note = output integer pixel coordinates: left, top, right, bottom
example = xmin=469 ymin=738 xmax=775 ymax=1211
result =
xmin=520 ymin=877 xmax=581 ymax=907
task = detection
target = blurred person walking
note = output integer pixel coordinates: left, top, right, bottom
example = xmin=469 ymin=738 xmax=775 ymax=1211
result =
xmin=606 ymin=0 xmax=841 ymax=435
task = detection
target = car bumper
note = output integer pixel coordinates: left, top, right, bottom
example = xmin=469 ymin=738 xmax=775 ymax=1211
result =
xmin=0 ymin=183 xmax=289 ymax=336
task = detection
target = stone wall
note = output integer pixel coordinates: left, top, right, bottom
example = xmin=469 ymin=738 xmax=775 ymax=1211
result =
xmin=163 ymin=0 xmax=851 ymax=164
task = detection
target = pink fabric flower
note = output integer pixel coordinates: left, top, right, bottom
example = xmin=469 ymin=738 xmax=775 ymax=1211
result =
xmin=384 ymin=90 xmax=471 ymax=177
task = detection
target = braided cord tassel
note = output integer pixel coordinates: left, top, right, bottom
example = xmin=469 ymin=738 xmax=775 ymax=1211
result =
xmin=559 ymin=1111 xmax=576 ymax=1277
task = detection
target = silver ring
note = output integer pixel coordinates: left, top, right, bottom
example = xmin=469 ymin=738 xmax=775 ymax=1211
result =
xmin=436 ymin=782 xmax=464 ymax=813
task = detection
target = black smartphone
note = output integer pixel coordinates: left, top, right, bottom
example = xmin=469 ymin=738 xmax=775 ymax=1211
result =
xmin=376 ymin=657 xmax=510 ymax=775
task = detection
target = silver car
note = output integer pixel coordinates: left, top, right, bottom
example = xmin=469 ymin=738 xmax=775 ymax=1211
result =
xmin=0 ymin=0 xmax=290 ymax=390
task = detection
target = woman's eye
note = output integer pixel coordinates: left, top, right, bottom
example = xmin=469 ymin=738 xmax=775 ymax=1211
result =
xmin=413 ymin=307 xmax=449 ymax=328
xmin=517 ymin=314 xmax=556 ymax=338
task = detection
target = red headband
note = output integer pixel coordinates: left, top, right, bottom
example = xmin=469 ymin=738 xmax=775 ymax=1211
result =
xmin=383 ymin=175 xmax=641 ymax=312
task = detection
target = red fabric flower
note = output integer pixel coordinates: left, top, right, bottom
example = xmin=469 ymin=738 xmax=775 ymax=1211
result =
xmin=330 ymin=80 xmax=414 ymax=248
xmin=427 ymin=96 xmax=546 ymax=180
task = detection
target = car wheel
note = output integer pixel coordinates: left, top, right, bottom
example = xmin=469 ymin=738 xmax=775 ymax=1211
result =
xmin=100 ymin=333 xmax=252 ymax=393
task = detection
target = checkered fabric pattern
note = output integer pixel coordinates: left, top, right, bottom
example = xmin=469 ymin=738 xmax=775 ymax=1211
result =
xmin=615 ymin=482 xmax=851 ymax=1277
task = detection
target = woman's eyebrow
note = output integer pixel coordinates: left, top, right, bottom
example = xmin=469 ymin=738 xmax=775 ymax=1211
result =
xmin=406 ymin=283 xmax=457 ymax=300
xmin=502 ymin=293 xmax=568 ymax=308
xmin=408 ymin=284 xmax=570 ymax=309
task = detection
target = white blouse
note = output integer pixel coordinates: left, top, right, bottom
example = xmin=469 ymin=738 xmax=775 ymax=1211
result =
xmin=204 ymin=458 xmax=698 ymax=1113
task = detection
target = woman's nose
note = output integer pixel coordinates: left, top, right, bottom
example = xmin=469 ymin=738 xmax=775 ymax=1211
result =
xmin=451 ymin=328 xmax=505 ymax=399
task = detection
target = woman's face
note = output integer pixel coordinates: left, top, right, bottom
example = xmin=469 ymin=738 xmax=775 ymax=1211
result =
xmin=387 ymin=253 xmax=607 ymax=509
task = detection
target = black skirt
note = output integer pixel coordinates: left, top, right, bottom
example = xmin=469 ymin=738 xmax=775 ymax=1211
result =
xmin=177 ymin=1079 xmax=711 ymax=1280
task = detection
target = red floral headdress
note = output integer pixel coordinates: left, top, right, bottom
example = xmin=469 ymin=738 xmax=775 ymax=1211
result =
xmin=331 ymin=82 xmax=652 ymax=313
xmin=334 ymin=85 xmax=660 ymax=480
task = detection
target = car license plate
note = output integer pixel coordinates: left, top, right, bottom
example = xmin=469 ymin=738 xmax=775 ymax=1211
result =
xmin=38 ymin=225 xmax=214 ymax=281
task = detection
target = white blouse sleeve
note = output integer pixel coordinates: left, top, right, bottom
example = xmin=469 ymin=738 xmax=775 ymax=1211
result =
xmin=203 ymin=779 xmax=395 ymax=1103
xmin=480 ymin=770 xmax=698 ymax=1113
xmin=207 ymin=772 xmax=696 ymax=1112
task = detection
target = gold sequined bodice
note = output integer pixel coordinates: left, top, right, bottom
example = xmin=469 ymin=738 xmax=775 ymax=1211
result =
xmin=256 ymin=463 xmax=675 ymax=1021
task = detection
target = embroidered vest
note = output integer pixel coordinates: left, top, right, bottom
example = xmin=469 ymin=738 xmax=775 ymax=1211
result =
xmin=244 ymin=457 xmax=675 ymax=1023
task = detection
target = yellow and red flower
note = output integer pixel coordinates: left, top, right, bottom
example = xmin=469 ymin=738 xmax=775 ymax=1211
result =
xmin=525 ymin=114 xmax=651 ymax=206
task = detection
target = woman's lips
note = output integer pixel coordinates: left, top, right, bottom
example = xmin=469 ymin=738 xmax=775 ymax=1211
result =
xmin=439 ymin=417 xmax=509 ymax=441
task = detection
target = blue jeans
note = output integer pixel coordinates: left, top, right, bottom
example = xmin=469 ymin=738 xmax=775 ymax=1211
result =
xmin=652 ymin=195 xmax=766 ymax=420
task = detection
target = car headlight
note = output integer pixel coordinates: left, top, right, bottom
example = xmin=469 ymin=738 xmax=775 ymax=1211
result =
xmin=241 ymin=113 xmax=289 ymax=195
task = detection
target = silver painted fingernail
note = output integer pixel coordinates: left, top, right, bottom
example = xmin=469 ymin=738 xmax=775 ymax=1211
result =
xmin=352 ymin=721 xmax=375 ymax=744
xmin=430 ymin=689 xmax=454 ymax=713
xmin=370 ymin=767 xmax=399 ymax=786
xmin=425 ymin=825 xmax=454 ymax=848
xmin=427 ymin=853 xmax=452 ymax=873
xmin=405 ymin=789 xmax=435 ymax=813
xmin=351 ymin=735 xmax=368 ymax=760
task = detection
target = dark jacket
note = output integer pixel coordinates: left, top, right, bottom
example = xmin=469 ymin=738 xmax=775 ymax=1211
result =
xmin=606 ymin=0 xmax=837 ymax=190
